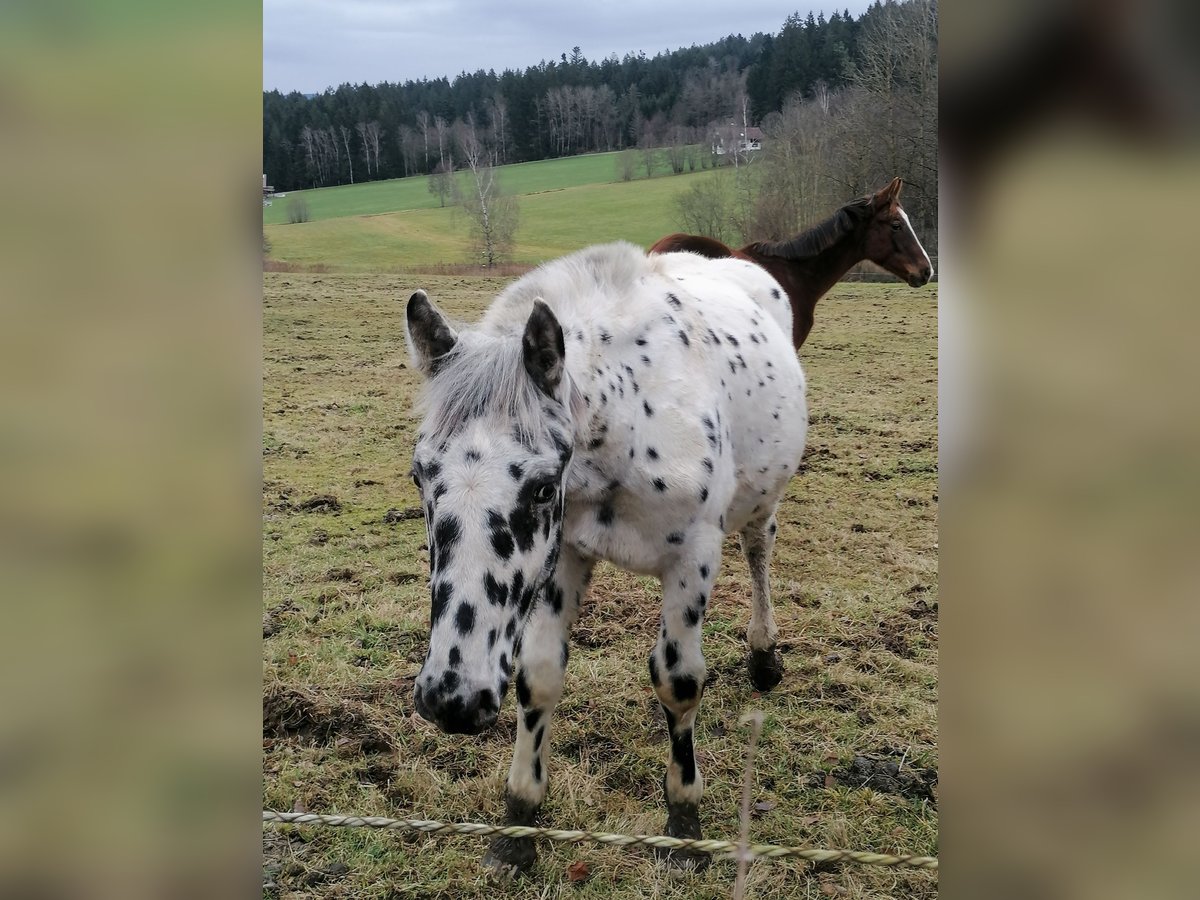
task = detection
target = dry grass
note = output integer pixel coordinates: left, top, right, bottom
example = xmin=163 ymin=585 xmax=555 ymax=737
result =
xmin=263 ymin=273 xmax=938 ymax=899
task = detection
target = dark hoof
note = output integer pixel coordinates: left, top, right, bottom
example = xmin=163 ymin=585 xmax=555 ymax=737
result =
xmin=654 ymin=802 xmax=711 ymax=872
xmin=748 ymin=647 xmax=784 ymax=691
xmin=482 ymin=835 xmax=537 ymax=878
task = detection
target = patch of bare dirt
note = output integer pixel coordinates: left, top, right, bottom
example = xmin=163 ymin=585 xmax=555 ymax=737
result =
xmin=263 ymin=684 xmax=394 ymax=754
xmin=383 ymin=506 xmax=423 ymax=523
xmin=263 ymin=599 xmax=297 ymax=638
xmin=811 ymin=753 xmax=937 ymax=804
xmin=296 ymin=494 xmax=342 ymax=513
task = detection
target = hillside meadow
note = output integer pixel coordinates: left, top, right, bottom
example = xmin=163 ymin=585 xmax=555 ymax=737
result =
xmin=262 ymin=272 xmax=939 ymax=899
xmin=263 ymin=150 xmax=730 ymax=271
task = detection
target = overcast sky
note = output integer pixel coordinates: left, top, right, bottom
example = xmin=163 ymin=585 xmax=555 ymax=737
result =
xmin=265 ymin=1 xmax=873 ymax=94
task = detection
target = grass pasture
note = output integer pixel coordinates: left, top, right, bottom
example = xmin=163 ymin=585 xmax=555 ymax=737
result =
xmin=263 ymin=150 xmax=689 ymax=227
xmin=263 ymin=149 xmax=729 ymax=271
xmin=263 ymin=274 xmax=939 ymax=899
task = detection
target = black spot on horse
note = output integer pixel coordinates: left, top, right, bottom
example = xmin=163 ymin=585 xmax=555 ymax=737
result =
xmin=666 ymin=532 xmax=684 ymax=545
xmin=771 ymin=287 xmax=781 ymax=300
xmin=508 ymin=501 xmax=538 ymax=554
xmin=431 ymin=581 xmax=452 ymax=624
xmin=484 ymin=571 xmax=509 ymax=607
xmin=636 ymin=337 xmax=647 ymax=346
xmin=641 ymin=355 xmax=652 ymax=366
xmin=505 ymin=616 xmax=517 ymax=640
xmin=499 ymin=652 xmax=512 ymax=676
xmin=560 ymin=640 xmax=569 ymax=668
xmin=702 ymin=457 xmax=713 ymax=473
xmin=524 ymin=706 xmax=542 ymax=730
xmin=597 ymin=501 xmax=614 ymax=526
xmin=448 ymin=646 xmax=461 ymax=668
xmin=600 ymin=329 xmax=612 ymax=344
xmin=678 ymin=330 xmax=690 ymax=347
xmin=671 ymin=675 xmax=699 ymax=702
xmin=546 ymin=582 xmax=564 ymax=614
xmin=488 ymin=628 xmax=498 ymax=650
xmin=653 ymin=478 xmax=667 ymax=492
xmin=533 ymin=757 xmax=543 ymax=782
xmin=666 ymin=293 xmax=682 ymax=309
xmin=684 ymin=604 xmax=702 ymax=627
xmin=455 ymin=602 xmax=476 ymax=636
xmin=664 ymin=641 xmax=679 ymax=669
xmin=488 ymin=511 xmax=515 ymax=561
xmin=433 ymin=515 xmax=461 ymax=569
xmin=648 ymin=654 xmax=661 ymax=687
xmin=671 ymin=727 xmax=697 ymax=785
xmin=699 ymin=486 xmax=708 ymax=502
xmin=515 ymin=670 xmax=531 ymax=707
xmin=647 ymin=447 xmax=659 ymax=460
xmin=508 ymin=463 xmax=523 ymax=480
xmin=465 ymin=449 xmax=482 ymax=463
xmin=769 ymin=522 xmax=778 ymax=535
xmin=441 ymin=670 xmax=460 ymax=692
xmin=725 ymin=333 xmax=739 ymax=347
xmin=534 ymin=723 xmax=546 ymax=750
xmin=699 ymin=564 xmax=709 ymax=579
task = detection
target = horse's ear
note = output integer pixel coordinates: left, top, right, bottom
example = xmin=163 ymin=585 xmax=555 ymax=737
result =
xmin=405 ymin=290 xmax=458 ymax=376
xmin=875 ymin=177 xmax=903 ymax=208
xmin=522 ymin=299 xmax=566 ymax=398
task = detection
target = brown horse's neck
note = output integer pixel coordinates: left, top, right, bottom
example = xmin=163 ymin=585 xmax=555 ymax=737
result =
xmin=741 ymin=228 xmax=866 ymax=347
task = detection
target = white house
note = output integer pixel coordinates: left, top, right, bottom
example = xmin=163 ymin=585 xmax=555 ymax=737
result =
xmin=712 ymin=126 xmax=764 ymax=156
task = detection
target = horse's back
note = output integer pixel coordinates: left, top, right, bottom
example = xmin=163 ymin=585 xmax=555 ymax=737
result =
xmin=649 ymin=233 xmax=735 ymax=260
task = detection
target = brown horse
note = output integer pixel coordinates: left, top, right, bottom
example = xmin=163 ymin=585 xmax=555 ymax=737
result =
xmin=649 ymin=177 xmax=933 ymax=348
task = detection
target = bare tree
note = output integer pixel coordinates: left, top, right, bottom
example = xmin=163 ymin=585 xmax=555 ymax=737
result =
xmin=674 ymin=174 xmax=736 ymax=243
xmin=286 ymin=195 xmax=310 ymax=224
xmin=339 ymin=125 xmax=355 ymax=184
xmin=416 ymin=110 xmax=431 ymax=173
xmin=434 ymin=116 xmax=450 ymax=170
xmin=427 ymin=159 xmax=455 ymax=207
xmin=356 ymin=121 xmax=372 ymax=178
xmin=488 ymin=94 xmax=509 ymax=164
xmin=366 ymin=122 xmax=382 ymax=176
xmin=616 ymin=148 xmax=637 ymax=182
xmin=398 ymin=124 xmax=421 ymax=178
xmin=454 ymin=120 xmax=518 ymax=267
xmin=665 ymin=124 xmax=688 ymax=174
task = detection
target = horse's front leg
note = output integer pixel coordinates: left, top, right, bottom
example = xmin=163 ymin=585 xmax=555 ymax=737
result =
xmin=649 ymin=528 xmax=723 ymax=869
xmin=483 ymin=547 xmax=590 ymax=876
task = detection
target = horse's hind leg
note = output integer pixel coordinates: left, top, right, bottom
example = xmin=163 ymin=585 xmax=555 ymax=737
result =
xmin=741 ymin=512 xmax=785 ymax=691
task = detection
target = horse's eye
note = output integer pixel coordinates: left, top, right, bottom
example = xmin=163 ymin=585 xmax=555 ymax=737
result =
xmin=891 ymin=221 xmax=902 ymax=231
xmin=532 ymin=482 xmax=557 ymax=504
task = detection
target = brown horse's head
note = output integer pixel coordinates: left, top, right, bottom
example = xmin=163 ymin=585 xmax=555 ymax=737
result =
xmin=862 ymin=177 xmax=934 ymax=288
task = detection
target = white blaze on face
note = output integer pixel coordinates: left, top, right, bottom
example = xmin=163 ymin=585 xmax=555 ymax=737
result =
xmin=899 ymin=207 xmax=934 ymax=277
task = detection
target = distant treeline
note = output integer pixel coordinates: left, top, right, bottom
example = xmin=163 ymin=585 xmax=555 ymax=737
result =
xmin=265 ymin=4 xmax=907 ymax=192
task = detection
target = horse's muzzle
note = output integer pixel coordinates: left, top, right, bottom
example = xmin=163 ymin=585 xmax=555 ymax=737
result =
xmin=909 ymin=266 xmax=933 ymax=288
xmin=414 ymin=679 xmax=499 ymax=735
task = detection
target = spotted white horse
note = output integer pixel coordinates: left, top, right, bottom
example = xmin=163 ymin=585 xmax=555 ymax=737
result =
xmin=404 ymin=241 xmax=807 ymax=872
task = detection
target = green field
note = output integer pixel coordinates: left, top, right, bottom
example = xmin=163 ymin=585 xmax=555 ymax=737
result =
xmin=264 ymin=150 xmax=726 ymax=271
xmin=263 ymin=274 xmax=938 ymax=899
